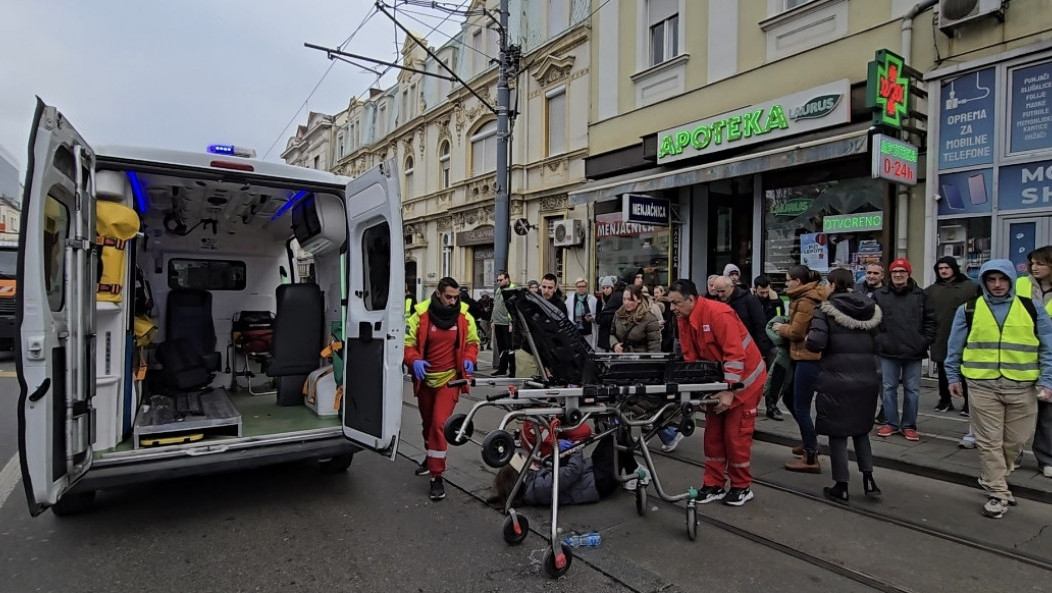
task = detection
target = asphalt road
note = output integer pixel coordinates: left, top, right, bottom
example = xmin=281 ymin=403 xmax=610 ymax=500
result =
xmin=1 ymin=365 xmax=1050 ymax=592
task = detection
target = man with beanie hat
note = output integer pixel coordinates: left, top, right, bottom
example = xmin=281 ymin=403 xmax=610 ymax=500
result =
xmin=925 ymin=256 xmax=979 ymax=413
xmin=873 ymin=257 xmax=937 ymax=441
xmin=724 ymin=264 xmax=745 ymax=287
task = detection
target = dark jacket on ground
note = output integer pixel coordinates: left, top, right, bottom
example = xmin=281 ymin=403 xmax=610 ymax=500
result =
xmin=522 ymin=451 xmax=599 ymax=505
xmin=807 ymin=294 xmax=883 ymax=437
xmin=727 ymin=285 xmax=775 ymax=356
xmin=924 ymin=256 xmax=979 ymax=362
xmin=872 ymin=279 xmax=936 ymax=360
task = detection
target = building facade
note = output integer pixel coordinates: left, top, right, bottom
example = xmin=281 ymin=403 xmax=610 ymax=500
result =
xmin=923 ymin=0 xmax=1052 ymax=282
xmin=284 ymin=0 xmax=596 ymax=300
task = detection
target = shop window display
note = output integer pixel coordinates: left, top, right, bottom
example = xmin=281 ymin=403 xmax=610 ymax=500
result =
xmin=594 ymin=211 xmax=670 ymax=290
xmin=764 ymin=177 xmax=886 ymax=291
xmin=935 ymin=218 xmax=991 ymax=282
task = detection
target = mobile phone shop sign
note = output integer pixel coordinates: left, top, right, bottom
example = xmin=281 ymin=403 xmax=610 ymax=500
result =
xmin=938 ymin=67 xmax=996 ymax=170
xmin=622 ymin=194 xmax=670 ymax=226
xmin=998 ymin=159 xmax=1052 ymax=211
xmin=656 ymin=80 xmax=850 ymax=165
xmin=1010 ymin=60 xmax=1052 ymax=154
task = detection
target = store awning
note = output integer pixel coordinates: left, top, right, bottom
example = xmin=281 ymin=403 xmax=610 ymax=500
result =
xmin=568 ymin=127 xmax=871 ymax=205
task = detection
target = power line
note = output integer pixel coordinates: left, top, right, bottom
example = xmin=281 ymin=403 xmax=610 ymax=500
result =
xmin=382 ymin=3 xmax=498 ymax=63
xmin=262 ymin=7 xmax=380 ymax=160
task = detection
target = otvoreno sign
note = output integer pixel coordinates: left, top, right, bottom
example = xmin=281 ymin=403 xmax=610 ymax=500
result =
xmin=622 ymin=194 xmax=670 ymax=226
xmin=656 ymin=79 xmax=851 ymax=165
xmin=823 ymin=212 xmax=884 ymax=233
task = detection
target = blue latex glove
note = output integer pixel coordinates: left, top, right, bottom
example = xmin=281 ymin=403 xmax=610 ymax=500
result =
xmin=463 ymin=360 xmax=475 ymax=374
xmin=412 ymin=360 xmax=431 ymax=381
xmin=558 ymin=439 xmax=573 ymax=452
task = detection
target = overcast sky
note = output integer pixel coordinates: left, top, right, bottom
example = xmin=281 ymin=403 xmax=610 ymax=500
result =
xmin=0 ymin=0 xmax=468 ymax=174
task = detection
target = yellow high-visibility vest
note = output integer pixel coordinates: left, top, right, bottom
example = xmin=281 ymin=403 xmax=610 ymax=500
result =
xmin=1016 ymin=276 xmax=1052 ymax=316
xmin=961 ymin=297 xmax=1040 ymax=382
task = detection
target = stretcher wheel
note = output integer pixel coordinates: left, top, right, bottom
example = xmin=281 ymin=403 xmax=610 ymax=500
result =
xmin=565 ymin=407 xmax=582 ymax=425
xmin=635 ymin=484 xmax=647 ymax=516
xmin=481 ymin=430 xmax=516 ymax=468
xmin=502 ymin=513 xmax=530 ymax=546
xmin=443 ymin=414 xmax=474 ymax=446
xmin=543 ymin=542 xmax=573 ymax=579
xmin=686 ymin=504 xmax=698 ymax=541
xmin=681 ymin=402 xmax=694 ymax=417
xmin=680 ymin=418 xmax=696 ymax=437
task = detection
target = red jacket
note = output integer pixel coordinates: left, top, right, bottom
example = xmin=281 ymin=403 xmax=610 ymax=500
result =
xmin=678 ymin=297 xmax=765 ymax=406
xmin=404 ymin=301 xmax=480 ymax=393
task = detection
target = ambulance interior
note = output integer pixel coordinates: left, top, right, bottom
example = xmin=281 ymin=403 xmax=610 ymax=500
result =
xmin=92 ymin=165 xmax=352 ymax=456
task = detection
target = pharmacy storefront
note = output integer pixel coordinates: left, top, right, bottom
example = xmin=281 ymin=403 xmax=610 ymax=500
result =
xmin=928 ymin=46 xmax=1052 ymax=280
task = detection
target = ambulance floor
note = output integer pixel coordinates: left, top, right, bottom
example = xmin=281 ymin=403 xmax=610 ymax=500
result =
xmin=100 ymin=389 xmax=339 ymax=454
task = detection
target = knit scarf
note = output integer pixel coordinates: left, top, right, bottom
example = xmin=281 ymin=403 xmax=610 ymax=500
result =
xmin=429 ymin=294 xmax=459 ymax=330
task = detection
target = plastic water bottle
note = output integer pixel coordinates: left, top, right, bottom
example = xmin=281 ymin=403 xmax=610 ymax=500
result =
xmin=562 ymin=532 xmax=601 ymax=548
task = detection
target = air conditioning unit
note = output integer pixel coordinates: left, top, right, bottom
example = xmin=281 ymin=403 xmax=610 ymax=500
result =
xmin=441 ymin=232 xmax=454 ymax=248
xmin=938 ymin=0 xmax=1005 ymax=35
xmin=552 ymin=219 xmax=584 ymax=247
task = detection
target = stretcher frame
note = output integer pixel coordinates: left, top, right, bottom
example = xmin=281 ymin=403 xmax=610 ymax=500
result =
xmin=444 ymin=292 xmax=734 ymax=578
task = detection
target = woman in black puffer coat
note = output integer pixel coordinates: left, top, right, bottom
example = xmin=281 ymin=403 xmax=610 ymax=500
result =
xmin=806 ymin=268 xmax=883 ymax=503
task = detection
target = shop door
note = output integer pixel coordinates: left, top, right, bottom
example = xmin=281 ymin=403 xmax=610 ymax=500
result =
xmin=1001 ymin=216 xmax=1052 ymax=277
xmin=708 ymin=180 xmax=753 ymax=282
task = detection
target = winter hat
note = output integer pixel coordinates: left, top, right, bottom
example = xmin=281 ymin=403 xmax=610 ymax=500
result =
xmin=934 ymin=256 xmax=962 ymax=276
xmin=889 ymin=257 xmax=912 ymax=275
xmin=599 ymin=275 xmax=617 ymax=288
xmin=723 ymin=263 xmax=741 ymax=277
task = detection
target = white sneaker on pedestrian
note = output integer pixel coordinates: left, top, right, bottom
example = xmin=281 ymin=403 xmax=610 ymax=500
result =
xmin=982 ymin=497 xmax=1008 ymax=519
xmin=661 ymin=433 xmax=685 ymax=453
xmin=958 ymin=433 xmax=976 ymax=449
xmin=1042 ymin=465 xmax=1052 ymax=479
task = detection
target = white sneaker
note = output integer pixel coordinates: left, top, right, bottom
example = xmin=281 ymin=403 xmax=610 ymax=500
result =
xmin=982 ymin=497 xmax=1008 ymax=519
xmin=958 ymin=433 xmax=976 ymax=449
xmin=661 ymin=433 xmax=685 ymax=453
xmin=1042 ymin=465 xmax=1052 ymax=479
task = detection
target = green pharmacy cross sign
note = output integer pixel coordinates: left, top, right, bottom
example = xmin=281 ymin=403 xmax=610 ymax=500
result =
xmin=867 ymin=49 xmax=916 ymax=130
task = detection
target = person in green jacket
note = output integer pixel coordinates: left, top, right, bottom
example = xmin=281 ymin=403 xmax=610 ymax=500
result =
xmin=764 ymin=315 xmax=792 ymax=421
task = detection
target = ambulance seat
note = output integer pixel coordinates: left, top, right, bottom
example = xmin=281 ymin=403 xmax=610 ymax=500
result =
xmin=165 ymin=288 xmax=221 ymax=372
xmin=266 ymin=283 xmax=324 ymax=406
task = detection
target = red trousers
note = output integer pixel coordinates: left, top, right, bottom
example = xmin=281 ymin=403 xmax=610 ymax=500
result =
xmin=703 ymin=386 xmax=762 ymax=489
xmin=416 ymin=383 xmax=459 ymax=477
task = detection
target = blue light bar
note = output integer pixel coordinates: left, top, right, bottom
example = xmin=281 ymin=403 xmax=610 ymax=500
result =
xmin=126 ymin=171 xmax=150 ymax=213
xmin=270 ymin=190 xmax=309 ymax=221
xmin=207 ymin=144 xmax=257 ymax=158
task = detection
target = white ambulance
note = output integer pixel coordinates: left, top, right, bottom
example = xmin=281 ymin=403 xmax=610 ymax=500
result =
xmin=16 ymin=100 xmax=405 ymax=515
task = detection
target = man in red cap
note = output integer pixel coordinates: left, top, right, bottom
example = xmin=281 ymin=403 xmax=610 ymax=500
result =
xmin=872 ymin=258 xmax=937 ymax=441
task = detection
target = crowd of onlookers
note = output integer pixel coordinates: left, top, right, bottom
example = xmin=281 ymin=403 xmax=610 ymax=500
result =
xmin=480 ymin=248 xmax=1052 ymax=518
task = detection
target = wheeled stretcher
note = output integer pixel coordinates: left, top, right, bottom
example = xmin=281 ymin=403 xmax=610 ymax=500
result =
xmin=443 ymin=289 xmax=735 ymax=578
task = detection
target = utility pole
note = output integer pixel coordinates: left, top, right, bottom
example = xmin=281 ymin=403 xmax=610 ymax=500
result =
xmin=493 ymin=0 xmax=512 ymax=276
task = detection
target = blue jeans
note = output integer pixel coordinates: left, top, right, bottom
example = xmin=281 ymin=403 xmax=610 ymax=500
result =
xmin=880 ymin=357 xmax=922 ymax=430
xmin=793 ymin=360 xmax=821 ymax=453
xmin=659 ymin=427 xmax=678 ymax=445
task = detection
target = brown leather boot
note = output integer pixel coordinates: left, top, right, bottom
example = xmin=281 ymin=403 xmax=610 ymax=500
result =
xmin=791 ymin=445 xmax=821 ymax=457
xmin=785 ymin=452 xmax=821 ymax=473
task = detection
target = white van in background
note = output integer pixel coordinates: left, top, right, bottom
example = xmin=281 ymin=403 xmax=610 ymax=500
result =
xmin=16 ymin=99 xmax=405 ymax=515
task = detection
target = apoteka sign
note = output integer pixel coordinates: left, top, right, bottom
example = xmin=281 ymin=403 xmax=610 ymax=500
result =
xmin=622 ymin=194 xmax=670 ymax=226
xmin=871 ymin=133 xmax=919 ymax=185
xmin=656 ymin=80 xmax=851 ymax=165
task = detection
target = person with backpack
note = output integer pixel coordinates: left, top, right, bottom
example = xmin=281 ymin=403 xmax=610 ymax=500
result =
xmin=1016 ymin=246 xmax=1052 ymax=480
xmin=944 ymin=260 xmax=1052 ymax=518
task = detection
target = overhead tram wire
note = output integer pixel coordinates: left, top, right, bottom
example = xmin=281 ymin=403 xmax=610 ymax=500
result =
xmin=378 ymin=3 xmax=498 ymax=65
xmin=262 ymin=6 xmax=380 ymax=160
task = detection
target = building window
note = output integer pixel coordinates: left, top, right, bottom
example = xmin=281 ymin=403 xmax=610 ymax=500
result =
xmin=544 ymin=216 xmax=566 ymax=282
xmin=439 ymin=141 xmax=451 ymax=189
xmin=441 ymin=235 xmax=452 ymax=279
xmin=404 ymin=156 xmax=414 ymax=198
xmin=470 ymin=120 xmax=498 ymax=175
xmin=648 ymin=0 xmax=679 ymax=67
xmin=337 ymin=134 xmax=345 ymax=159
xmin=378 ymin=104 xmax=387 ymax=138
xmin=313 ymin=155 xmax=321 ymax=170
xmin=548 ymin=0 xmax=568 ymax=37
xmin=545 ymin=87 xmax=567 ymax=157
xmin=472 ymin=29 xmax=485 ymax=75
xmin=784 ymin=0 xmax=815 ymax=10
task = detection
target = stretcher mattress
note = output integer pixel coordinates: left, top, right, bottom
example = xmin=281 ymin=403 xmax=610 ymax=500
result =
xmin=503 ymin=289 xmax=722 ymax=386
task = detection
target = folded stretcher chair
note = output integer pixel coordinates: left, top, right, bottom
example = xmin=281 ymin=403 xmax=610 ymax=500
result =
xmin=443 ymin=288 xmax=732 ymax=578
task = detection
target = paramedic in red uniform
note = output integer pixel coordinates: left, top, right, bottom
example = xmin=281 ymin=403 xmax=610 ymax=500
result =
xmin=404 ymin=276 xmax=480 ymax=501
xmin=667 ymin=278 xmax=767 ymax=507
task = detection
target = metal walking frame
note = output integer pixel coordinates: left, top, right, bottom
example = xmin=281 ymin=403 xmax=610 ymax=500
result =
xmin=444 ymin=289 xmax=734 ymax=578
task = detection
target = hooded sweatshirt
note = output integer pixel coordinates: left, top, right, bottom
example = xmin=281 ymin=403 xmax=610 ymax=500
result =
xmin=944 ymin=259 xmax=1052 ymax=390
xmin=925 ymin=256 xmax=979 ymax=362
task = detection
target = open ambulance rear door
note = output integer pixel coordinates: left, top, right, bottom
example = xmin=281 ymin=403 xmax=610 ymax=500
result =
xmin=17 ymin=99 xmax=98 ymax=515
xmin=341 ymin=162 xmax=404 ymax=454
